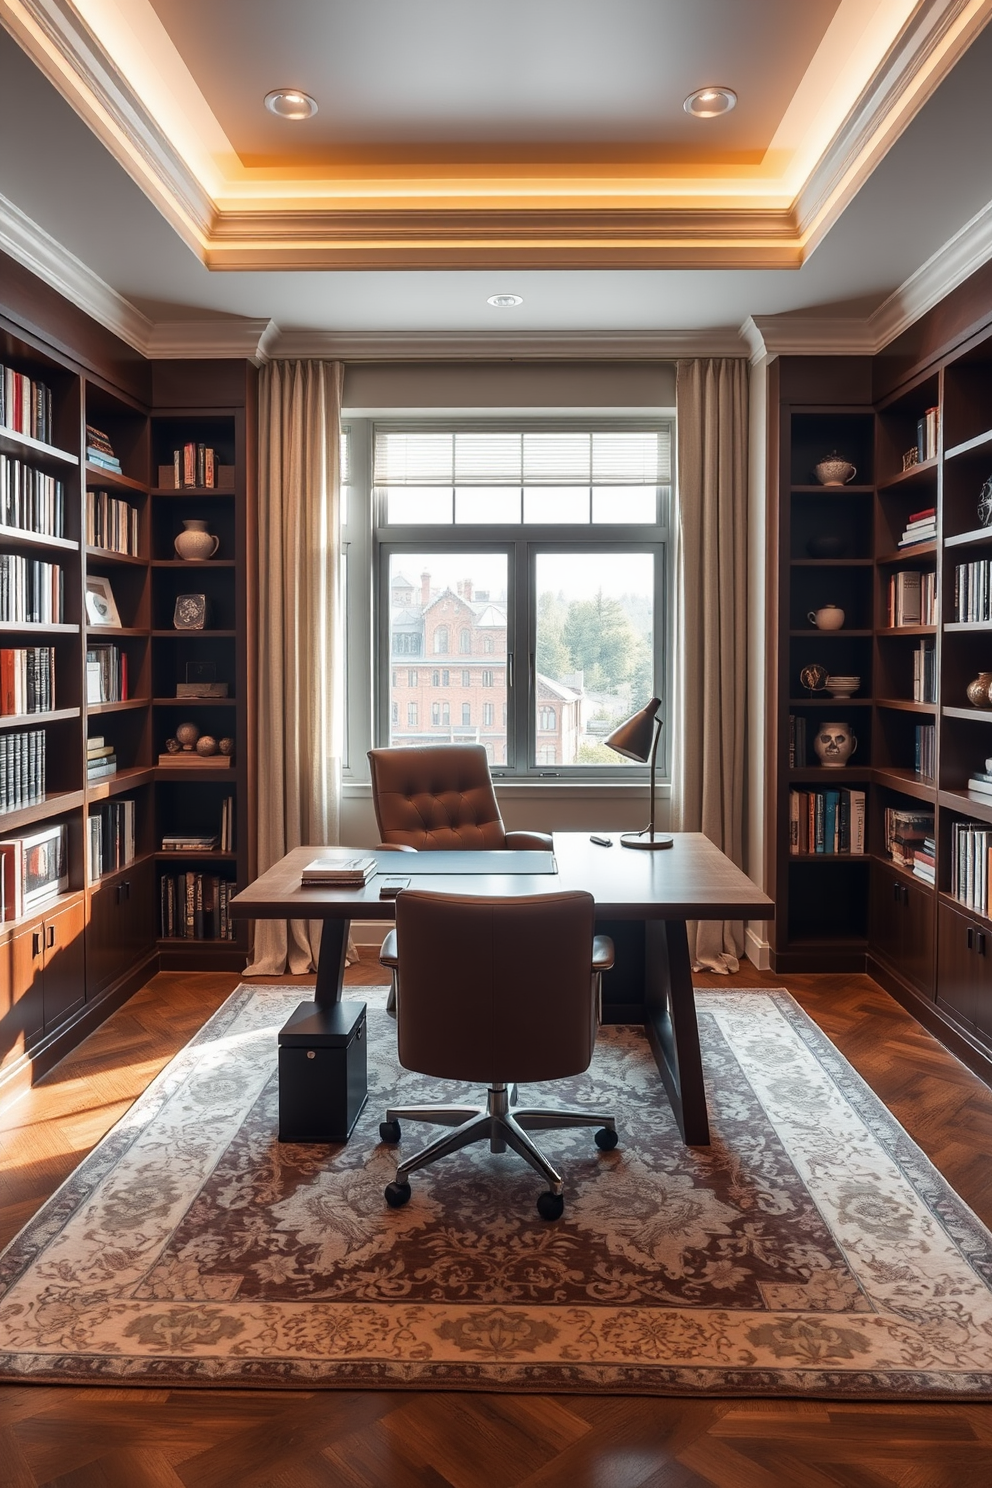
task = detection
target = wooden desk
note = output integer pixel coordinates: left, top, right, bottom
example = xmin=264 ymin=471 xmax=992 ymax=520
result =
xmin=230 ymin=832 xmax=773 ymax=1146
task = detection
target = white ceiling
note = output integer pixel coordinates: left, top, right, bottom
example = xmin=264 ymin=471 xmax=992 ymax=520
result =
xmin=1 ymin=11 xmax=992 ymax=347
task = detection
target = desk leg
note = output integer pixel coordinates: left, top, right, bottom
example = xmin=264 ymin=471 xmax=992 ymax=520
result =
xmin=314 ymin=918 xmax=350 ymax=1011
xmin=643 ymin=919 xmax=710 ymax=1146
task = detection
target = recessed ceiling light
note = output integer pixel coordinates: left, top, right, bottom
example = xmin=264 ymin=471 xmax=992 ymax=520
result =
xmin=683 ymin=86 xmax=737 ymax=118
xmin=487 ymin=294 xmax=524 ymax=307
xmin=264 ymin=89 xmax=318 ymax=120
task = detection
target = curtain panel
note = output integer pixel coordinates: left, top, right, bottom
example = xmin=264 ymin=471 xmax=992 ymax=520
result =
xmin=673 ymin=358 xmax=750 ymax=972
xmin=245 ymin=360 xmax=346 ymax=975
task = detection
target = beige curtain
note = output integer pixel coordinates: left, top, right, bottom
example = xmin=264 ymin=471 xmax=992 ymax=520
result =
xmin=245 ymin=360 xmax=347 ymax=975
xmin=673 ymin=358 xmax=749 ymax=973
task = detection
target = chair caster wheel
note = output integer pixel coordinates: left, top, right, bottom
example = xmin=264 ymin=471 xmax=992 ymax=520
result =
xmin=379 ymin=1120 xmax=401 ymax=1144
xmin=384 ymin=1181 xmax=411 ymax=1208
xmin=537 ymin=1190 xmax=564 ymax=1222
xmin=594 ymin=1126 xmax=619 ymax=1151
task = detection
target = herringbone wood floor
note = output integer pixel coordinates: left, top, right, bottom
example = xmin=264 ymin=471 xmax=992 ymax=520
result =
xmin=1 ymin=956 xmax=991 ymax=1487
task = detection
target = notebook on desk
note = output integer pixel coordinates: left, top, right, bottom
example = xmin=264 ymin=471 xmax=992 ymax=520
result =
xmin=373 ymin=850 xmax=557 ymax=876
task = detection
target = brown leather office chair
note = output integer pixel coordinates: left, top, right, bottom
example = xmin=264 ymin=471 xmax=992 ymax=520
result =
xmin=369 ymin=744 xmax=553 ymax=1010
xmin=378 ymin=888 xmax=617 ymax=1221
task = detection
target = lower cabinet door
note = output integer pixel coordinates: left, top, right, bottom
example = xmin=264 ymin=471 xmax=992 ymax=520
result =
xmin=0 ymin=920 xmax=45 ymax=1074
xmin=86 ymin=862 xmax=156 ymax=1001
xmin=870 ymin=865 xmax=935 ymax=995
xmin=42 ymin=896 xmax=86 ymax=1031
xmin=118 ymin=859 xmax=155 ymax=971
xmin=936 ymin=901 xmax=981 ymax=1032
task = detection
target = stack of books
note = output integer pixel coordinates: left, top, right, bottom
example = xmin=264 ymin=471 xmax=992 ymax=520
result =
xmin=953 ymin=558 xmax=992 ymax=621
xmin=951 ymin=820 xmax=992 ymax=915
xmin=916 ymin=407 xmax=939 ymax=463
xmin=85 ymin=644 xmax=127 ymax=704
xmin=966 ymin=767 xmax=992 ymax=797
xmin=788 ymin=714 xmax=807 ymax=768
xmin=899 ymin=506 xmax=936 ymax=546
xmin=915 ymin=723 xmax=936 ymax=780
xmin=884 ymin=807 xmax=934 ymax=870
xmin=161 ymin=831 xmax=220 ymax=852
xmin=301 ymin=851 xmax=376 ymax=887
xmin=1 ymin=454 xmax=64 ymax=535
xmin=0 ymin=646 xmax=54 ymax=715
xmin=85 ymin=425 xmax=122 ymax=474
xmin=86 ymin=735 xmax=117 ymax=783
xmin=913 ymin=836 xmax=936 ymax=885
xmin=788 ymin=788 xmax=865 ymax=854
xmin=0 ymin=364 xmax=54 ymax=443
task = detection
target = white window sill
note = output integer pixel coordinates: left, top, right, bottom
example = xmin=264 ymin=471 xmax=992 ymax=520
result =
xmin=342 ymin=778 xmax=671 ymax=800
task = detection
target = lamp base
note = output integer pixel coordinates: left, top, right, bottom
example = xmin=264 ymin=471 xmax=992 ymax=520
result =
xmin=619 ymin=831 xmax=674 ymax=850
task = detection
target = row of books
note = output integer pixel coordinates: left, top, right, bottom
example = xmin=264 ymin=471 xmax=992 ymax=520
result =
xmin=788 ymin=714 xmax=808 ymax=768
xmin=912 ymin=639 xmax=937 ymax=703
xmin=788 ymin=789 xmax=865 ymax=854
xmin=159 ymin=872 xmax=236 ymax=939
xmin=87 ymin=797 xmax=136 ymax=881
xmin=161 ymin=795 xmax=235 ymax=853
xmin=85 ymin=644 xmax=127 ymax=704
xmin=0 ymin=455 xmax=65 ymax=537
xmin=0 ymin=366 xmax=54 ymax=445
xmin=952 ymin=559 xmax=992 ymax=622
xmin=87 ymin=735 xmax=116 ymax=782
xmin=0 ymin=556 xmax=64 ymax=624
xmin=887 ymin=569 xmax=936 ymax=626
xmin=915 ymin=723 xmax=936 ymax=781
xmin=898 ymin=505 xmax=936 ymax=546
xmin=917 ymin=407 xmax=939 ymax=464
xmin=174 ymin=443 xmax=218 ymax=489
xmin=85 ymin=425 xmax=121 ymax=475
xmin=884 ymin=808 xmax=934 ymax=873
xmin=0 ymin=728 xmax=45 ymax=813
xmin=86 ymin=490 xmax=139 ymax=555
xmin=0 ymin=647 xmax=55 ymax=716
xmin=951 ymin=820 xmax=992 ymax=916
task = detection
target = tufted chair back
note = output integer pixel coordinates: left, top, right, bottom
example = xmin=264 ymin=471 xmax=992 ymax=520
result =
xmin=367 ymin=744 xmax=551 ymax=851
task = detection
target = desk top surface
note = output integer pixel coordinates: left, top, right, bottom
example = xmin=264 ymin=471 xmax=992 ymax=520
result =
xmin=231 ymin=832 xmax=774 ymax=921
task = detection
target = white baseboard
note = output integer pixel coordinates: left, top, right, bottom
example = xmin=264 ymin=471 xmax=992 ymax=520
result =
xmin=351 ymin=920 xmax=393 ymax=948
xmin=744 ymin=923 xmax=772 ymax=971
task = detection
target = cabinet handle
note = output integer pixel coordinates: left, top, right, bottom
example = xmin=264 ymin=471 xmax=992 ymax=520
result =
xmin=968 ymin=926 xmax=975 ymax=950
xmin=123 ymin=880 xmax=130 ymax=901
xmin=46 ymin=924 xmax=55 ymax=949
xmin=978 ymin=932 xmax=987 ymax=957
xmin=32 ymin=929 xmax=42 ymax=957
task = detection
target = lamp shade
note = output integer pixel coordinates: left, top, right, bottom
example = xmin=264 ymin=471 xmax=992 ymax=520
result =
xmin=605 ymin=698 xmax=662 ymax=762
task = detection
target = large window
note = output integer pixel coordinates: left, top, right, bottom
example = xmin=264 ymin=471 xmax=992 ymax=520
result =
xmin=374 ymin=422 xmax=671 ymax=776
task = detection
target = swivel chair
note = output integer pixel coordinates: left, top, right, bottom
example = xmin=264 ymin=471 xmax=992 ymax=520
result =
xmin=378 ymin=888 xmax=617 ymax=1221
xmin=368 ymin=743 xmax=552 ymax=1009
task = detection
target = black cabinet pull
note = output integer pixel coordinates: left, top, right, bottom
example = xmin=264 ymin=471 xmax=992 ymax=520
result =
xmin=968 ymin=926 xmax=975 ymax=950
xmin=32 ymin=929 xmax=42 ymax=957
xmin=46 ymin=924 xmax=55 ymax=949
xmin=979 ymin=932 xmax=987 ymax=957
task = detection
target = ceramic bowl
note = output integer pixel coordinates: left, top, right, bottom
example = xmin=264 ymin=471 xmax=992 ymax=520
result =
xmin=814 ymin=457 xmax=857 ymax=487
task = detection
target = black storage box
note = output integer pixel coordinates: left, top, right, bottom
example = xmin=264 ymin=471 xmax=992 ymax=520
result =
xmin=278 ymin=999 xmax=367 ymax=1142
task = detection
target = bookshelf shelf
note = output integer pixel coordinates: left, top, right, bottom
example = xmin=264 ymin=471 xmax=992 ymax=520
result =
xmin=877 ymin=458 xmax=938 ymax=491
xmin=85 ymin=766 xmax=156 ymax=801
xmin=0 ymin=789 xmax=85 ymax=831
xmin=0 ymin=707 xmax=79 ymax=729
xmin=85 ymin=547 xmax=147 ymax=567
xmin=943 ymin=527 xmax=992 ymax=550
xmin=0 ymin=426 xmax=78 ymax=469
xmin=0 ymin=621 xmax=78 ymax=634
xmin=86 ymin=697 xmax=151 ymax=715
xmin=151 ymin=559 xmax=236 ymax=568
xmin=876 ymin=697 xmax=936 ymax=713
xmin=944 ymin=428 xmax=992 ymax=461
xmin=942 ymin=706 xmax=992 ymax=721
xmin=85 ymin=465 xmax=149 ymax=494
xmin=877 ymin=542 xmax=937 ymax=564
xmin=0 ymin=524 xmax=78 ymax=554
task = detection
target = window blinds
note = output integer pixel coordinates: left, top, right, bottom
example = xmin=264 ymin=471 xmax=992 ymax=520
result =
xmin=372 ymin=427 xmax=671 ymax=486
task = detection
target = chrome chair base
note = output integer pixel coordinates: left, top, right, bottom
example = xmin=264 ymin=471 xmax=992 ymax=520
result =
xmin=382 ymin=1081 xmax=617 ymax=1199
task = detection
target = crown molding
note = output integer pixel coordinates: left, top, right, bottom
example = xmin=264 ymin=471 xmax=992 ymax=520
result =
xmin=5 ymin=0 xmax=991 ymax=270
xmin=794 ymin=0 xmax=992 ymax=257
xmin=868 ymin=192 xmax=992 ymax=347
xmin=145 ymin=318 xmax=279 ymax=364
xmin=0 ymin=186 xmax=152 ymax=351
xmin=270 ymin=329 xmax=747 ymax=362
xmin=741 ymin=315 xmax=878 ymax=363
xmin=0 ymin=0 xmax=213 ymax=254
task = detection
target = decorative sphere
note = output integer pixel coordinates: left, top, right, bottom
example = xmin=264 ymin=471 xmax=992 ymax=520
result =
xmin=218 ymin=737 xmax=234 ymax=756
xmin=165 ymin=736 xmax=181 ymax=754
xmin=175 ymin=721 xmax=200 ymax=751
xmin=195 ymin=735 xmax=218 ymax=756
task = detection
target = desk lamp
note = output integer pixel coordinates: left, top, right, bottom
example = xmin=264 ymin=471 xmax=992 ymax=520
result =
xmin=604 ymin=697 xmax=673 ymax=849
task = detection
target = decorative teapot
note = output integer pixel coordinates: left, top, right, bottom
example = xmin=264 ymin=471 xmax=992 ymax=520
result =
xmin=808 ymin=604 xmax=845 ymax=630
xmin=813 ymin=721 xmax=858 ymax=768
xmin=174 ymin=519 xmax=219 ymax=561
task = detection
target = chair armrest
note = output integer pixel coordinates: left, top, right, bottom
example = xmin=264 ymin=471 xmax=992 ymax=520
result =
xmin=379 ymin=927 xmax=398 ymax=968
xmin=505 ymin=830 xmax=554 ymax=851
xmin=592 ymin=935 xmax=615 ymax=972
xmin=377 ymin=843 xmax=417 ymax=853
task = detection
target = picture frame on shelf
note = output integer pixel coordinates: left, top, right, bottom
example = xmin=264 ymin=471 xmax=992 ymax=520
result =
xmin=84 ymin=576 xmax=121 ymax=628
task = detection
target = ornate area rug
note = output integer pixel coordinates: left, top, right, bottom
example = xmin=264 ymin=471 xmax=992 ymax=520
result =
xmin=2 ymin=984 xmax=992 ymax=1398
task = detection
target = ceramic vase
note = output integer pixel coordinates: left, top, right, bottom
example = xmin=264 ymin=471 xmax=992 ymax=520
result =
xmin=174 ymin=519 xmax=219 ymax=561
xmin=967 ymin=672 xmax=992 ymax=707
xmin=808 ymin=604 xmax=845 ymax=630
xmin=813 ymin=721 xmax=857 ymax=768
